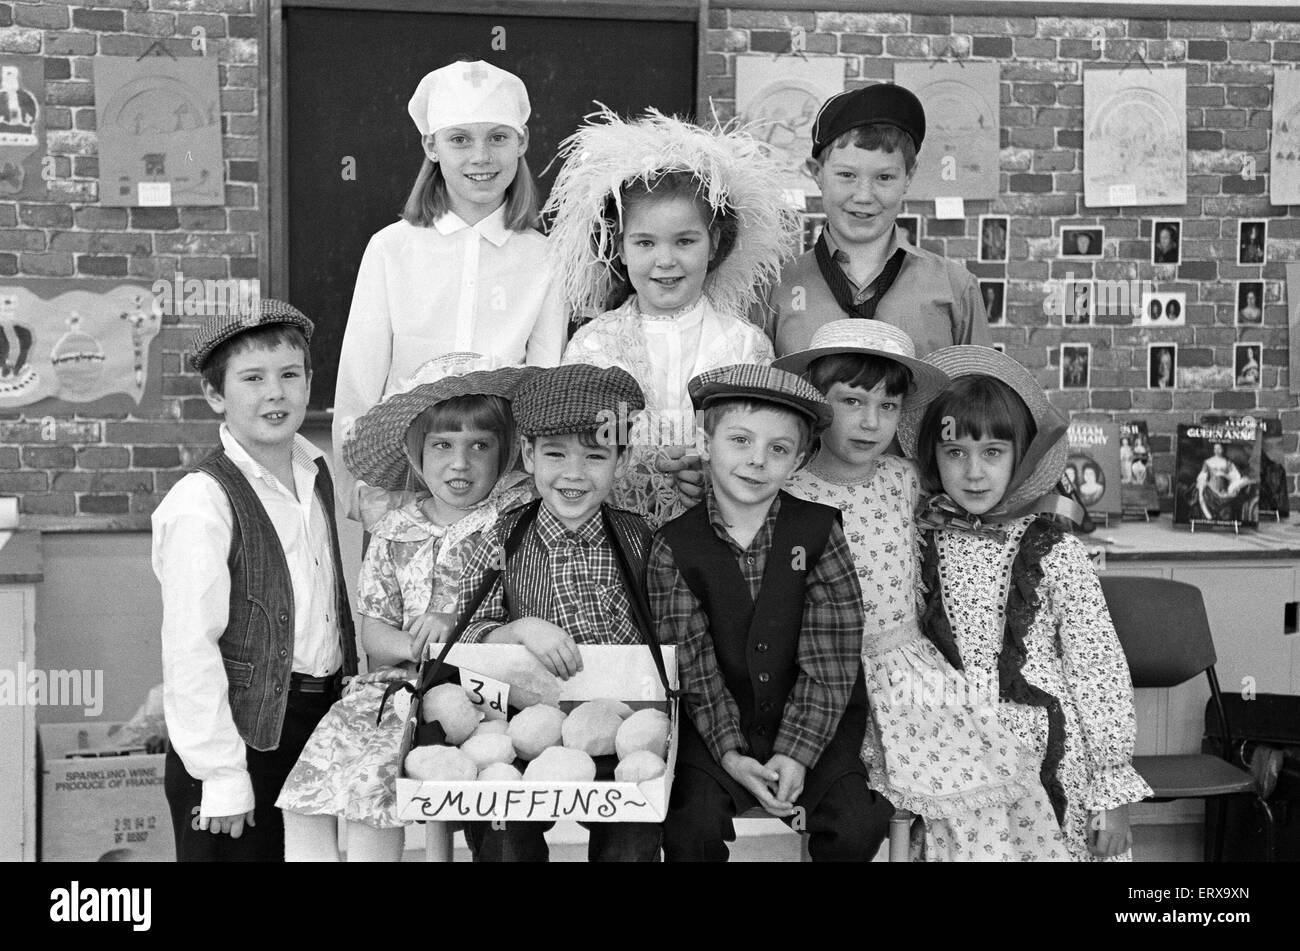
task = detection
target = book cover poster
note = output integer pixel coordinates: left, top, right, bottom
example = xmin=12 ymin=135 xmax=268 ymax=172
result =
xmin=1174 ymin=419 xmax=1261 ymax=528
xmin=735 ymin=54 xmax=844 ymax=198
xmin=93 ymin=54 xmax=224 ymax=207
xmin=1272 ymin=68 xmax=1300 ymax=206
xmin=1067 ymin=419 xmax=1122 ymax=517
xmin=1084 ymin=67 xmax=1186 ymax=207
xmin=1119 ymin=421 xmax=1158 ymax=516
xmin=894 ymin=62 xmax=1000 ymax=200
xmin=0 ymin=55 xmax=46 ymax=199
xmin=0 ymin=280 xmax=162 ymax=412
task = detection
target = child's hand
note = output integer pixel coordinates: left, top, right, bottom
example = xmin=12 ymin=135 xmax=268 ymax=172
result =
xmin=1088 ymin=805 xmax=1132 ymax=857
xmin=405 ymin=611 xmax=455 ymax=662
xmin=721 ymin=750 xmax=793 ymax=817
xmin=657 ymin=448 xmax=705 ymax=501
xmin=512 ymin=618 xmax=583 ymax=679
xmin=201 ymin=810 xmax=256 ymax=838
xmin=764 ymin=754 xmax=806 ymax=808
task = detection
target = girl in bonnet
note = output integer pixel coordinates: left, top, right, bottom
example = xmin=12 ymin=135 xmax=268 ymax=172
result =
xmin=548 ymin=109 xmax=799 ymax=528
xmin=907 ymin=346 xmax=1152 ymax=861
xmin=332 ymin=60 xmax=564 ymax=529
xmin=279 ymin=354 xmax=536 ymax=860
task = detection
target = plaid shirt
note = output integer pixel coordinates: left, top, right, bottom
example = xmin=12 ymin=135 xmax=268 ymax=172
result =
xmin=648 ymin=491 xmax=864 ymax=769
xmin=457 ymin=502 xmax=646 ymax=645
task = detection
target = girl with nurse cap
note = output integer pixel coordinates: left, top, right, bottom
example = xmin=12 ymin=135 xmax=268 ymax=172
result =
xmin=332 ymin=59 xmax=566 ymax=529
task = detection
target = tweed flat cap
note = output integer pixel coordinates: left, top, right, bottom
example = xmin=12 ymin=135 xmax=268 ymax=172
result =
xmin=513 ymin=364 xmax=645 ymax=438
xmin=689 ymin=363 xmax=832 ymax=431
xmin=188 ymin=298 xmax=314 ymax=372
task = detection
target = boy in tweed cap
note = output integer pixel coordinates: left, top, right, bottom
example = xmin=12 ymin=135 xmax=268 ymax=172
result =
xmin=648 ymin=364 xmax=891 ymax=861
xmin=452 ymin=364 xmax=663 ymax=862
xmin=152 ymin=300 xmax=357 ymax=861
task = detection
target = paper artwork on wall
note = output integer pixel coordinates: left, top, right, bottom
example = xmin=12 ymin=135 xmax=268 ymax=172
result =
xmin=893 ymin=62 xmax=1000 ymax=200
xmin=0 ymin=281 xmax=162 ymax=412
xmin=1084 ymin=68 xmax=1186 ymax=208
xmin=734 ymin=54 xmax=844 ymax=197
xmin=1272 ymin=69 xmax=1300 ymax=206
xmin=93 ymin=55 xmax=224 ymax=207
xmin=0 ymin=55 xmax=46 ymax=199
xmin=1287 ymin=263 xmax=1300 ymax=394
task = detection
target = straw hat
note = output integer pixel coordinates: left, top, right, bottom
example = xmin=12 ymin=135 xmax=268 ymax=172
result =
xmin=342 ymin=353 xmax=538 ymax=490
xmin=772 ymin=319 xmax=950 ymax=407
xmin=898 ymin=345 xmax=1069 ymax=517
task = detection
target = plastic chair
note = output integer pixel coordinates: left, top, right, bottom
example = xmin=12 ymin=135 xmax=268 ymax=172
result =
xmin=1099 ymin=575 xmax=1276 ymax=862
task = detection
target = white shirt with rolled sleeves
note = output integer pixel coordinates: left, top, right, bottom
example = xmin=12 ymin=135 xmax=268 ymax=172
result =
xmin=151 ymin=426 xmax=343 ymax=819
xmin=331 ymin=207 xmax=567 ymax=521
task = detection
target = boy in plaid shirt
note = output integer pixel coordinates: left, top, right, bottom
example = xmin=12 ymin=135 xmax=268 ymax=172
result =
xmin=452 ymin=363 xmax=662 ymax=862
xmin=648 ymin=364 xmax=893 ymax=861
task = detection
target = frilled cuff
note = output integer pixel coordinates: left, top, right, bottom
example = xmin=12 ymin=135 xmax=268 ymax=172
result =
xmin=1083 ymin=762 xmax=1153 ymax=813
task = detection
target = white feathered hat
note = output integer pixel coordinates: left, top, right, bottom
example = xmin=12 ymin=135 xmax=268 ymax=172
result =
xmin=543 ymin=107 xmax=801 ymax=320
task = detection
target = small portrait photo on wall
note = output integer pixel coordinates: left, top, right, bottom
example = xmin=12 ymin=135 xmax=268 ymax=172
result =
xmin=1148 ymin=343 xmax=1177 ymax=389
xmin=979 ymin=279 xmax=1006 ymax=325
xmin=1061 ymin=226 xmax=1103 ymax=259
xmin=1061 ymin=343 xmax=1091 ymax=389
xmin=1238 ymin=220 xmax=1267 ymax=265
xmin=1235 ymin=280 xmax=1264 ymax=325
xmin=1235 ymin=342 xmax=1262 ymax=388
xmin=1151 ymin=219 xmax=1181 ymax=264
xmin=1064 ymin=279 xmax=1093 ymax=326
xmin=800 ymin=213 xmax=826 ymax=253
xmin=979 ymin=214 xmax=1009 ymax=262
xmin=897 ymin=214 xmax=920 ymax=246
xmin=1139 ymin=291 xmax=1186 ymax=327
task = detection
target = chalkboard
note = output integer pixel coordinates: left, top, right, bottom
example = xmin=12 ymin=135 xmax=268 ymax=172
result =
xmin=283 ymin=8 xmax=698 ymax=410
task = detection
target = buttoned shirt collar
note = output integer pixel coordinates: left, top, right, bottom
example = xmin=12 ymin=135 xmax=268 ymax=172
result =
xmin=432 ymin=204 xmax=511 ymax=247
xmin=823 ymin=224 xmax=917 ymax=293
xmin=705 ymin=486 xmax=782 ymax=554
xmin=534 ymin=501 xmax=606 ymax=550
xmin=218 ymin=424 xmax=320 ymax=495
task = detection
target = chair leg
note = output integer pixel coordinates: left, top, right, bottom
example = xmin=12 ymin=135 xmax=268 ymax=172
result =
xmin=888 ymin=810 xmax=913 ymax=862
xmin=425 ymin=822 xmax=453 ymax=862
xmin=1252 ymin=796 xmax=1277 ymax=862
xmin=1208 ymin=798 xmax=1228 ymax=862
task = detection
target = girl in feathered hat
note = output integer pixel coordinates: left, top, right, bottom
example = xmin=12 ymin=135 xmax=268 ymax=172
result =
xmin=278 ymin=354 xmax=536 ymax=861
xmin=549 ymin=109 xmax=800 ymax=528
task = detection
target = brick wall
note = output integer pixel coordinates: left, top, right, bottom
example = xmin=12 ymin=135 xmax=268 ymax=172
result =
xmin=0 ymin=0 xmax=258 ymax=520
xmin=709 ymin=8 xmax=1300 ymax=507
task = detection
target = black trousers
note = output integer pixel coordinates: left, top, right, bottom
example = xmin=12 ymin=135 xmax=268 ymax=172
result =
xmin=662 ymin=765 xmax=892 ymax=862
xmin=463 ymin=820 xmax=662 ymax=862
xmin=164 ymin=688 xmax=337 ymax=862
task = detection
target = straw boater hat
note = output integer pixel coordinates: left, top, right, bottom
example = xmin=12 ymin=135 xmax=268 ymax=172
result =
xmin=772 ymin=319 xmax=950 ymax=407
xmin=899 ymin=345 xmax=1070 ymax=519
xmin=343 ymin=353 xmax=538 ymax=491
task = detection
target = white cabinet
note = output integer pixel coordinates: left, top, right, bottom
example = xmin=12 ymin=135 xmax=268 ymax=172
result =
xmin=0 ymin=532 xmax=41 ymax=861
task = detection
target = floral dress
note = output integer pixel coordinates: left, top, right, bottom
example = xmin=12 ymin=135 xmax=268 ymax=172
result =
xmin=563 ymin=295 xmax=773 ymax=528
xmin=788 ymin=457 xmax=1069 ymax=861
xmin=276 ymin=473 xmax=532 ymax=828
xmin=928 ymin=517 xmax=1153 ymax=861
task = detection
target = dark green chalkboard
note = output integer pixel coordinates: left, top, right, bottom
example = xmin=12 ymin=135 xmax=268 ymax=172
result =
xmin=283 ymin=7 xmax=698 ymax=409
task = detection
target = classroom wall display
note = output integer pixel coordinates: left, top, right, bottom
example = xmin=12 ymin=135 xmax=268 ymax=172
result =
xmin=93 ymin=55 xmax=224 ymax=207
xmin=1119 ymin=421 xmax=1158 ymax=517
xmin=735 ymin=54 xmax=843 ymax=197
xmin=979 ymin=279 xmax=1005 ymax=325
xmin=1238 ymin=220 xmax=1267 ymax=265
xmin=0 ymin=281 xmax=162 ymax=412
xmin=0 ymin=56 xmax=45 ymax=200
xmin=1061 ymin=343 xmax=1090 ymax=389
xmin=1060 ymin=226 xmax=1103 ymax=259
xmin=1259 ymin=418 xmax=1290 ymax=518
xmin=893 ymin=62 xmax=999 ymax=200
xmin=800 ymin=213 xmax=826 ymax=252
xmin=1235 ymin=281 xmax=1265 ymax=326
xmin=1288 ymin=263 xmax=1300 ymax=395
xmin=1083 ymin=67 xmax=1187 ymax=208
xmin=1063 ymin=279 xmax=1093 ymax=326
xmin=1149 ymin=343 xmax=1177 ymax=390
xmin=1151 ymin=219 xmax=1181 ymax=265
xmin=1272 ymin=68 xmax=1300 ymax=207
xmin=1174 ymin=418 xmax=1261 ymax=529
xmin=978 ymin=214 xmax=1008 ymax=262
xmin=1066 ymin=419 xmax=1122 ymax=519
xmin=1235 ymin=342 xmax=1263 ymax=389
xmin=1140 ymin=291 xmax=1186 ymax=327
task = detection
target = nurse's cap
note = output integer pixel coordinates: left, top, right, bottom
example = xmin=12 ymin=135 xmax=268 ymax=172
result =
xmin=811 ymin=83 xmax=925 ymax=159
xmin=408 ymin=60 xmax=530 ymax=137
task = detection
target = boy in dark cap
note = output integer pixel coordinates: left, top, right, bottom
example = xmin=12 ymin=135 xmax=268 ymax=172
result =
xmin=151 ymin=300 xmax=357 ymax=861
xmin=649 ymin=364 xmax=891 ymax=861
xmin=454 ymin=363 xmax=663 ymax=862
xmin=760 ymin=83 xmax=991 ymax=359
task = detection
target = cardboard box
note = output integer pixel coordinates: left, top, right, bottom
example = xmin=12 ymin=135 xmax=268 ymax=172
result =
xmin=395 ymin=644 xmax=678 ymax=823
xmin=39 ymin=722 xmax=174 ymax=862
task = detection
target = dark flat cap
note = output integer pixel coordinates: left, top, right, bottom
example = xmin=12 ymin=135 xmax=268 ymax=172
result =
xmin=811 ymin=83 xmax=926 ymax=158
xmin=689 ymin=363 xmax=832 ymax=431
xmin=513 ymin=363 xmax=645 ymax=438
xmin=189 ymin=299 xmax=314 ymax=372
